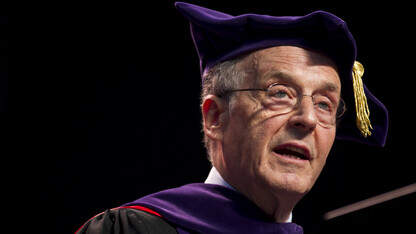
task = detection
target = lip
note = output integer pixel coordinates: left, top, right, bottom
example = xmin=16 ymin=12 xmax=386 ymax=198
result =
xmin=272 ymin=142 xmax=311 ymax=162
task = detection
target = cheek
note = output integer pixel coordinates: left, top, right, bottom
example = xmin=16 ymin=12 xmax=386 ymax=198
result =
xmin=246 ymin=111 xmax=289 ymax=155
xmin=316 ymin=127 xmax=336 ymax=159
xmin=224 ymin=109 xmax=286 ymax=169
xmin=311 ymin=127 xmax=336 ymax=177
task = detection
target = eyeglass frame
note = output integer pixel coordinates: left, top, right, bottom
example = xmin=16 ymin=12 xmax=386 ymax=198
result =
xmin=220 ymin=83 xmax=347 ymax=127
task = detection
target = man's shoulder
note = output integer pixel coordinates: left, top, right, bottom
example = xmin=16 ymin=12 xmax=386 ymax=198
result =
xmin=76 ymin=207 xmax=178 ymax=234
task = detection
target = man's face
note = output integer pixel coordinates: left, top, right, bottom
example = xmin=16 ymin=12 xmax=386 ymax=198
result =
xmin=219 ymin=46 xmax=340 ymax=203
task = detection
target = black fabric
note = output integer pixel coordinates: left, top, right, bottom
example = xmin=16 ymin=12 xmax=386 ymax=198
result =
xmin=76 ymin=208 xmax=178 ymax=234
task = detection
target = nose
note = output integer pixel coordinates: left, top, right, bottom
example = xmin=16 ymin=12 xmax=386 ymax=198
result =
xmin=288 ymin=95 xmax=318 ymax=132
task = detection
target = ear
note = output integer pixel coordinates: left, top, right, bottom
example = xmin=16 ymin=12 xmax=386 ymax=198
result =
xmin=202 ymin=95 xmax=226 ymax=141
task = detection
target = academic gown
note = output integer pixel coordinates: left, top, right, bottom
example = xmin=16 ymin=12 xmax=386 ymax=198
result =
xmin=77 ymin=183 xmax=303 ymax=234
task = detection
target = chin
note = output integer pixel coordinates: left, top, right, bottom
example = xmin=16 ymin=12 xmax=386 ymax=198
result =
xmin=269 ymin=172 xmax=314 ymax=197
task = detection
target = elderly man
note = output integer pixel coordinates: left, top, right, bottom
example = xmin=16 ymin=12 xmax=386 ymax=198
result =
xmin=77 ymin=2 xmax=388 ymax=233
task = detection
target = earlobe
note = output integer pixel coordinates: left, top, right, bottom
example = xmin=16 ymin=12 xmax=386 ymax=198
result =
xmin=202 ymin=95 xmax=225 ymax=141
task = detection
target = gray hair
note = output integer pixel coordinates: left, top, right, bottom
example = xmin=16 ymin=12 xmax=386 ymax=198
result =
xmin=200 ymin=56 xmax=249 ymax=160
xmin=201 ymin=57 xmax=246 ymax=100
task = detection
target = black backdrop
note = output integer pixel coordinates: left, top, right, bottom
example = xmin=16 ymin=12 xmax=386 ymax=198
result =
xmin=2 ymin=1 xmax=415 ymax=233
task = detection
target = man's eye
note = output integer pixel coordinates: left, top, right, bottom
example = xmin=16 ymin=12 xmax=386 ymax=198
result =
xmin=273 ymin=90 xmax=289 ymax=98
xmin=317 ymin=102 xmax=330 ymax=111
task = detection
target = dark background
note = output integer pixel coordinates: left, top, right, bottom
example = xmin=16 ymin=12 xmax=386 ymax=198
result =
xmin=2 ymin=1 xmax=415 ymax=233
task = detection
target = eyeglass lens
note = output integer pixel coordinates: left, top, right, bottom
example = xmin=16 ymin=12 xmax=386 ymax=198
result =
xmin=265 ymin=84 xmax=345 ymax=127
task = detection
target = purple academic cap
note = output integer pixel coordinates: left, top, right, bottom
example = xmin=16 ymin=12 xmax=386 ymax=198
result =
xmin=175 ymin=2 xmax=388 ymax=147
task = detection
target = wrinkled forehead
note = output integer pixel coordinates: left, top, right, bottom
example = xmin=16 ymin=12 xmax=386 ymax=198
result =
xmin=239 ymin=46 xmax=340 ymax=87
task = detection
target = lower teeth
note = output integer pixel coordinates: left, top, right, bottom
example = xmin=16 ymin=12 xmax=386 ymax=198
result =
xmin=283 ymin=154 xmax=301 ymax=160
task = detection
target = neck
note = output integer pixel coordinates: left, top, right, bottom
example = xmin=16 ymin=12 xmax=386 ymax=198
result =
xmin=214 ymin=163 xmax=300 ymax=223
xmin=251 ymin=190 xmax=298 ymax=223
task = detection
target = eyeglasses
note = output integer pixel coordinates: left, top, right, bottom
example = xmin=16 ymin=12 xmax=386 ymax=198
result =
xmin=223 ymin=83 xmax=346 ymax=128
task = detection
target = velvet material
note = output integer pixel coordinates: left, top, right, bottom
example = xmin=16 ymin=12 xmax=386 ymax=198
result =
xmin=123 ymin=183 xmax=303 ymax=234
xmin=175 ymin=2 xmax=388 ymax=147
xmin=76 ymin=208 xmax=177 ymax=234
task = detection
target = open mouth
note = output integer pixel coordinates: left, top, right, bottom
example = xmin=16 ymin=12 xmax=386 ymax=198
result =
xmin=273 ymin=145 xmax=310 ymax=161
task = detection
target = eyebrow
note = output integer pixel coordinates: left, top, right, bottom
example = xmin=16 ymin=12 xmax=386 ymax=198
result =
xmin=265 ymin=70 xmax=293 ymax=83
xmin=264 ymin=70 xmax=340 ymax=92
xmin=322 ymin=81 xmax=340 ymax=92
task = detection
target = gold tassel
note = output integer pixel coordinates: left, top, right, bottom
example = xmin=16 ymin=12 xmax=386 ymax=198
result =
xmin=352 ymin=61 xmax=372 ymax=137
